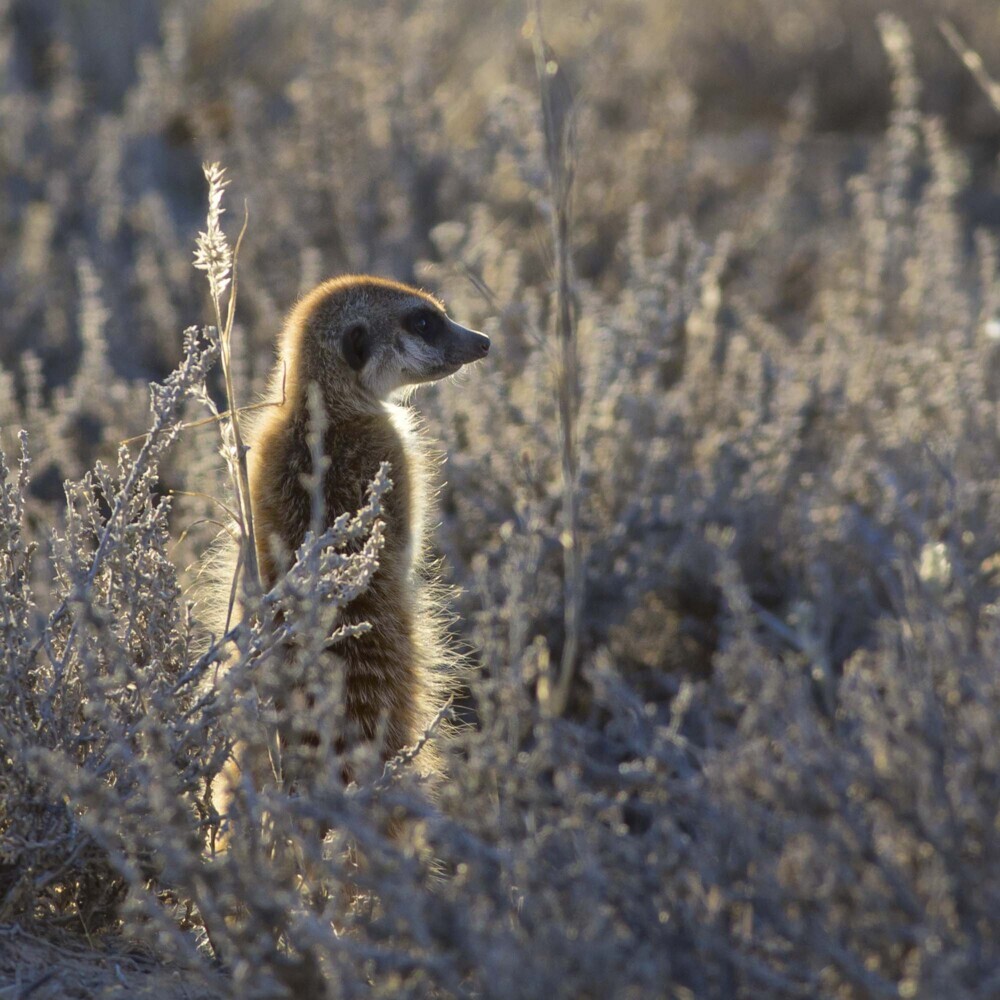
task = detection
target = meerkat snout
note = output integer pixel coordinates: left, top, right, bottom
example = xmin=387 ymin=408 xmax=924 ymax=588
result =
xmin=445 ymin=319 xmax=490 ymax=365
xmin=440 ymin=319 xmax=491 ymax=363
xmin=385 ymin=302 xmax=489 ymax=391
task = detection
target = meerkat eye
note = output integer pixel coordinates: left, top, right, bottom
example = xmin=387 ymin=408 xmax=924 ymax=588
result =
xmin=405 ymin=308 xmax=441 ymax=341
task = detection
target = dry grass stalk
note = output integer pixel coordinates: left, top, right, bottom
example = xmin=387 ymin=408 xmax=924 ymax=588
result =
xmin=194 ymin=162 xmax=261 ymax=603
xmin=530 ymin=6 xmax=583 ymax=717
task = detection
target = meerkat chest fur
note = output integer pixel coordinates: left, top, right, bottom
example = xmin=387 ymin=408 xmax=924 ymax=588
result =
xmin=383 ymin=401 xmax=430 ymax=580
xmin=317 ymin=400 xmax=431 ymax=594
xmin=250 ymin=401 xmax=426 ymax=594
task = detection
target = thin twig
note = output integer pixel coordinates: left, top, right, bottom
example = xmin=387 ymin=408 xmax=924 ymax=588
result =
xmin=939 ymin=19 xmax=1000 ymax=114
xmin=119 ymin=397 xmax=280 ymax=447
xmin=175 ymin=516 xmax=240 ymax=550
xmin=376 ymin=696 xmax=455 ymax=790
xmin=169 ymin=489 xmax=241 ymax=525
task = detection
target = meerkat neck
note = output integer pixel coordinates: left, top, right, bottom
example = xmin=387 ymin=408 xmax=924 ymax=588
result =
xmin=278 ymin=370 xmax=383 ymax=424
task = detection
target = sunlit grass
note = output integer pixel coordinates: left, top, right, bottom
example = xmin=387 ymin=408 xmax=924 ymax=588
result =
xmin=1 ymin=2 xmax=1000 ymax=997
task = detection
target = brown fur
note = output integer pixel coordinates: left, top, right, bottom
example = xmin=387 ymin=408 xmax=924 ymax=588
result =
xmin=239 ymin=275 xmax=488 ymax=781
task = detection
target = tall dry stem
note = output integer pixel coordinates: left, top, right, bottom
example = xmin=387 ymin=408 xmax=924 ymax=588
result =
xmin=531 ymin=7 xmax=582 ymax=717
xmin=194 ymin=163 xmax=261 ymax=605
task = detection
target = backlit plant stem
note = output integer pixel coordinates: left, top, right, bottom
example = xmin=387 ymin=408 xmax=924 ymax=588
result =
xmin=532 ymin=9 xmax=582 ymax=717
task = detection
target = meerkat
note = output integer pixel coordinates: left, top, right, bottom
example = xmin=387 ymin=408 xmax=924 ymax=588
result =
xmin=221 ymin=275 xmax=489 ymax=805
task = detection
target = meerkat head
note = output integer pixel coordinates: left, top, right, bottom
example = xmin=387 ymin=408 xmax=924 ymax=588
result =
xmin=285 ymin=275 xmax=490 ymax=404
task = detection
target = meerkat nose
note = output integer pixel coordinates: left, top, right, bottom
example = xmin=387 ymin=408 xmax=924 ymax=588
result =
xmin=448 ymin=320 xmax=491 ymax=360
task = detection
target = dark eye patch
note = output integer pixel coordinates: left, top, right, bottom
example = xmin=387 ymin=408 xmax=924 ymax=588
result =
xmin=403 ymin=307 xmax=445 ymax=344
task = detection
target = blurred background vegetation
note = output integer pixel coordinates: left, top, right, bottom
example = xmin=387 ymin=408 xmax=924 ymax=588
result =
xmin=5 ymin=0 xmax=1000 ymax=385
xmin=4 ymin=0 xmax=1000 ymax=997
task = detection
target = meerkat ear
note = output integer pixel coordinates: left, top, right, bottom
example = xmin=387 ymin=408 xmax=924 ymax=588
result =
xmin=341 ymin=323 xmax=370 ymax=371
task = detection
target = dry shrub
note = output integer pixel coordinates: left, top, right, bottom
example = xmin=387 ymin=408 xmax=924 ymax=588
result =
xmin=1 ymin=4 xmax=1000 ymax=998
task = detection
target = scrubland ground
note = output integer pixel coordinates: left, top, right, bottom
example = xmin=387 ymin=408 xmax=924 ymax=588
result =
xmin=3 ymin=1 xmax=1000 ymax=997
